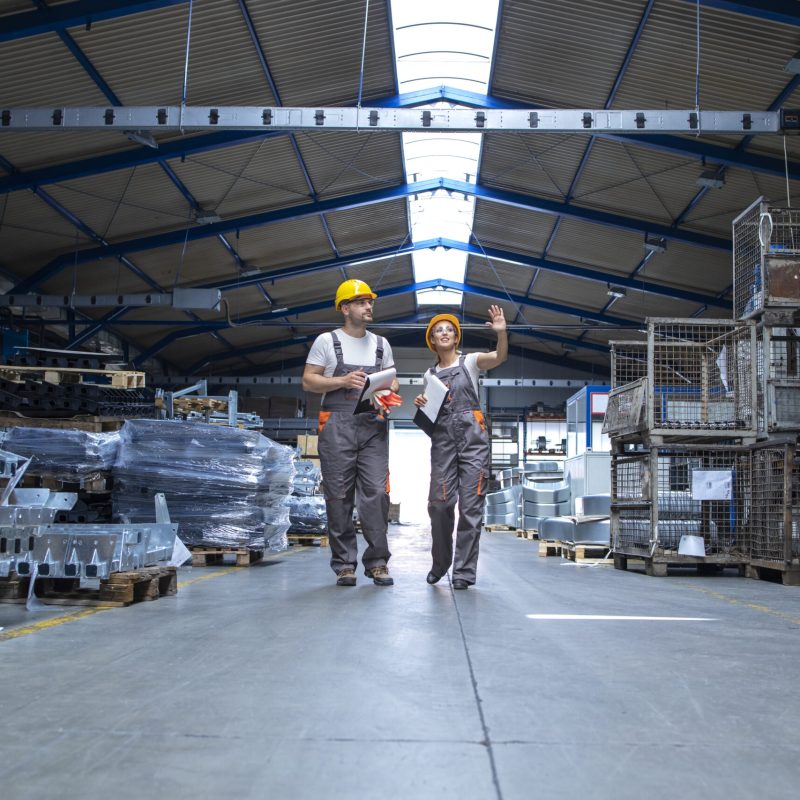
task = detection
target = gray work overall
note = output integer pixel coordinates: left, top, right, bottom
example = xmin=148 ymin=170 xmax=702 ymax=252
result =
xmin=427 ymin=355 xmax=489 ymax=584
xmin=317 ymin=332 xmax=391 ymax=575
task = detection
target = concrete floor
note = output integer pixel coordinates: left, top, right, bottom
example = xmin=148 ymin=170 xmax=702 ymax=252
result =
xmin=1 ymin=524 xmax=800 ymax=800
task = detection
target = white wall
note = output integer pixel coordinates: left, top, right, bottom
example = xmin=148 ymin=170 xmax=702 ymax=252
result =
xmin=388 ymin=426 xmax=431 ymax=523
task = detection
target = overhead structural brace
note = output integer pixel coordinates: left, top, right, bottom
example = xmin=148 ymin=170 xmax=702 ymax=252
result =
xmin=1 ymin=106 xmax=797 ymax=135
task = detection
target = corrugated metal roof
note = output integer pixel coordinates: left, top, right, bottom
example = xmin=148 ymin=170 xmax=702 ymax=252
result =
xmin=2 ymin=0 xmax=800 ymax=375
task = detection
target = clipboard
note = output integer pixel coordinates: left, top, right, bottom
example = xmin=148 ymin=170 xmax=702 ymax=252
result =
xmin=353 ymin=367 xmax=397 ymax=414
xmin=413 ymin=373 xmax=448 ymax=436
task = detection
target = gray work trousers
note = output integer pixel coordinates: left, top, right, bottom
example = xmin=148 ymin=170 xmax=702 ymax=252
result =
xmin=428 ymin=410 xmax=488 ymax=584
xmin=318 ymin=411 xmax=391 ymax=574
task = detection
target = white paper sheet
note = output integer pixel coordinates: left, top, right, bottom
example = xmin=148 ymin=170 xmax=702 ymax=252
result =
xmin=413 ymin=373 xmax=448 ymax=435
xmin=691 ymin=469 xmax=733 ymax=500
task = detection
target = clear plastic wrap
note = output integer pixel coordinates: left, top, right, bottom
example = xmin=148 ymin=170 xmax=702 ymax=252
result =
xmin=112 ymin=419 xmax=296 ymax=549
xmin=0 ymin=427 xmax=119 ymax=480
xmin=288 ymin=495 xmax=328 ymax=534
xmin=292 ymin=459 xmax=321 ymax=496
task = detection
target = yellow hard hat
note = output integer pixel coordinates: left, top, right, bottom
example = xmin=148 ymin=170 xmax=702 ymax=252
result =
xmin=335 ymin=279 xmax=377 ymax=310
xmin=425 ymin=313 xmax=461 ymax=352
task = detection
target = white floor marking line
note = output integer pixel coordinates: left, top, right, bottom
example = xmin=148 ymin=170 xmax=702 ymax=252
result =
xmin=526 ymin=614 xmax=717 ymax=621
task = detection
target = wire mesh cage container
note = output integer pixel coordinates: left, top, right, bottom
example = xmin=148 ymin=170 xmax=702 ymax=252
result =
xmin=733 ymin=196 xmax=800 ymax=320
xmin=611 ymin=444 xmax=751 ymax=572
xmin=609 ymin=340 xmax=648 ymax=389
xmin=603 ymin=319 xmax=758 ymax=441
xmin=756 ymin=325 xmax=800 ymax=433
xmin=748 ymin=440 xmax=800 ymax=583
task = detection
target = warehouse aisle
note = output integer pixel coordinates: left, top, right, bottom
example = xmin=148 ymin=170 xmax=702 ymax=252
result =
xmin=2 ymin=525 xmax=800 ymax=799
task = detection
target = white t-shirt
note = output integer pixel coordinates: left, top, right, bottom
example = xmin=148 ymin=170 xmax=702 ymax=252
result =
xmin=306 ymin=329 xmax=394 ymax=377
xmin=426 ymin=352 xmax=481 ymax=397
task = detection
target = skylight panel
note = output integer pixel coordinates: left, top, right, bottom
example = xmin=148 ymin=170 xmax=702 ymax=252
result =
xmin=390 ymin=0 xmax=500 ymax=310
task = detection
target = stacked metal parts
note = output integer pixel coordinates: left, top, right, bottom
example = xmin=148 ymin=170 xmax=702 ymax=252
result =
xmin=288 ymin=460 xmax=326 ymax=535
xmin=0 ymin=427 xmax=119 ymax=482
xmin=0 ymin=352 xmax=155 ymax=418
xmin=112 ymin=420 xmax=295 ymax=550
xmin=603 ymin=197 xmax=800 ymax=579
xmin=0 ymin=448 xmax=177 ymax=582
xmin=485 ymin=462 xmax=568 ymax=529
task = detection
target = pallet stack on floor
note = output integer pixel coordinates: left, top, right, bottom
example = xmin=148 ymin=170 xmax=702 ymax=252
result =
xmin=604 ymin=196 xmax=800 ymax=582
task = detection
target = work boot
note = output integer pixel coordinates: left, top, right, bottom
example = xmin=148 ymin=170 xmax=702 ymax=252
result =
xmin=336 ymin=568 xmax=356 ymax=587
xmin=365 ymin=565 xmax=394 ymax=586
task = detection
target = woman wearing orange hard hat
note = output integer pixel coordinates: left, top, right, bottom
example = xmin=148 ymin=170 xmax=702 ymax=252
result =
xmin=414 ymin=305 xmax=508 ymax=589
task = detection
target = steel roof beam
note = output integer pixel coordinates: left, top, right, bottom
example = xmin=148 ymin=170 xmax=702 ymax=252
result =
xmin=130 ymin=278 xmax=637 ymax=365
xmin=205 ymin=237 xmax=725 ymax=307
xmin=2 ymin=105 xmax=797 ymax=197
xmin=0 ymin=0 xmax=188 ymax=43
xmin=0 ymin=131 xmax=285 ymax=194
xmin=12 ymin=176 xmax=729 ymax=294
xmin=372 ymin=88 xmax=800 ymax=181
xmin=687 ymin=0 xmax=800 ymax=26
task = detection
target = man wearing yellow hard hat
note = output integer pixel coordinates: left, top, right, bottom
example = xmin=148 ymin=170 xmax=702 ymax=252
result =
xmin=302 ymin=279 xmax=401 ymax=587
xmin=414 ymin=305 xmax=507 ymax=589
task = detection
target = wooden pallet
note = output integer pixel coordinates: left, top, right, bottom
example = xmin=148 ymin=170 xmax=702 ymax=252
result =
xmin=20 ymin=472 xmax=111 ymax=494
xmin=538 ymin=540 xmax=562 ymax=557
xmin=0 ymin=365 xmax=145 ymax=388
xmin=0 ymin=572 xmax=28 ymax=601
xmin=0 ymin=566 xmax=177 ymax=607
xmin=613 ymin=553 xmax=747 ymax=577
xmin=746 ymin=560 xmax=800 ymax=586
xmin=516 ymin=529 xmax=538 ymax=540
xmin=287 ymin=533 xmax=329 ymax=548
xmin=0 ymin=412 xmax=124 ymax=432
xmin=188 ymin=546 xmax=265 ymax=567
xmin=484 ymin=524 xmax=517 ymax=533
xmin=561 ymin=542 xmax=612 ymax=564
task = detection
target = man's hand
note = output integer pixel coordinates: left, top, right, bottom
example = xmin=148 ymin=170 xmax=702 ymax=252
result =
xmin=341 ymin=369 xmax=368 ymax=390
xmin=413 ymin=393 xmax=427 ymax=408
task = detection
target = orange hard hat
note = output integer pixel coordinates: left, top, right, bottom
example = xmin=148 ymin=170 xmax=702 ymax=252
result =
xmin=425 ymin=313 xmax=461 ymax=352
xmin=335 ymin=279 xmax=377 ymax=310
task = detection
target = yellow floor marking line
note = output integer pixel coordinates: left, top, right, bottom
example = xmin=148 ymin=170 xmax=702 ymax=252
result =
xmin=675 ymin=583 xmax=800 ymax=626
xmin=0 ymin=608 xmax=112 ymax=642
xmin=176 ymin=547 xmax=302 ymax=588
xmin=1 ymin=546 xmax=309 ymax=641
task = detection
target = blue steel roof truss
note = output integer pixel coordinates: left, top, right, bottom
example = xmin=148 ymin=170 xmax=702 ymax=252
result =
xmin=2 ymin=0 xmax=797 ymax=372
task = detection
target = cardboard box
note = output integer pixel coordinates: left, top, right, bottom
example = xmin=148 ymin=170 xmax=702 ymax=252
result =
xmin=297 ymin=434 xmax=319 ymax=457
xmin=388 ymin=503 xmax=400 ymax=523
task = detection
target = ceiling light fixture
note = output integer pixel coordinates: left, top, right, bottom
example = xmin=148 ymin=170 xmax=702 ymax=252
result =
xmin=195 ymin=212 xmax=222 ymax=225
xmin=644 ymin=235 xmax=667 ymax=254
xmin=785 ymin=50 xmax=800 ymax=75
xmin=125 ymin=129 xmax=158 ymax=149
xmin=696 ymin=168 xmax=725 ymax=189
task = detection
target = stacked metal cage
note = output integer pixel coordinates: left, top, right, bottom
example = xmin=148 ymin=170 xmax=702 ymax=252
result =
xmin=604 ymin=320 xmax=758 ymax=443
xmin=610 ymin=444 xmax=751 ymax=575
xmin=733 ymin=197 xmax=800 ymax=322
xmin=748 ymin=440 xmax=800 ymax=583
xmin=605 ymin=319 xmax=758 ymax=574
xmin=732 ymin=198 xmax=800 ymax=583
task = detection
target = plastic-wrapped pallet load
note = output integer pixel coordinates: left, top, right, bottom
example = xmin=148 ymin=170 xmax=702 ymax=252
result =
xmin=0 ymin=427 xmax=119 ymax=481
xmin=288 ymin=495 xmax=327 ymax=534
xmin=112 ymin=419 xmax=295 ymax=550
